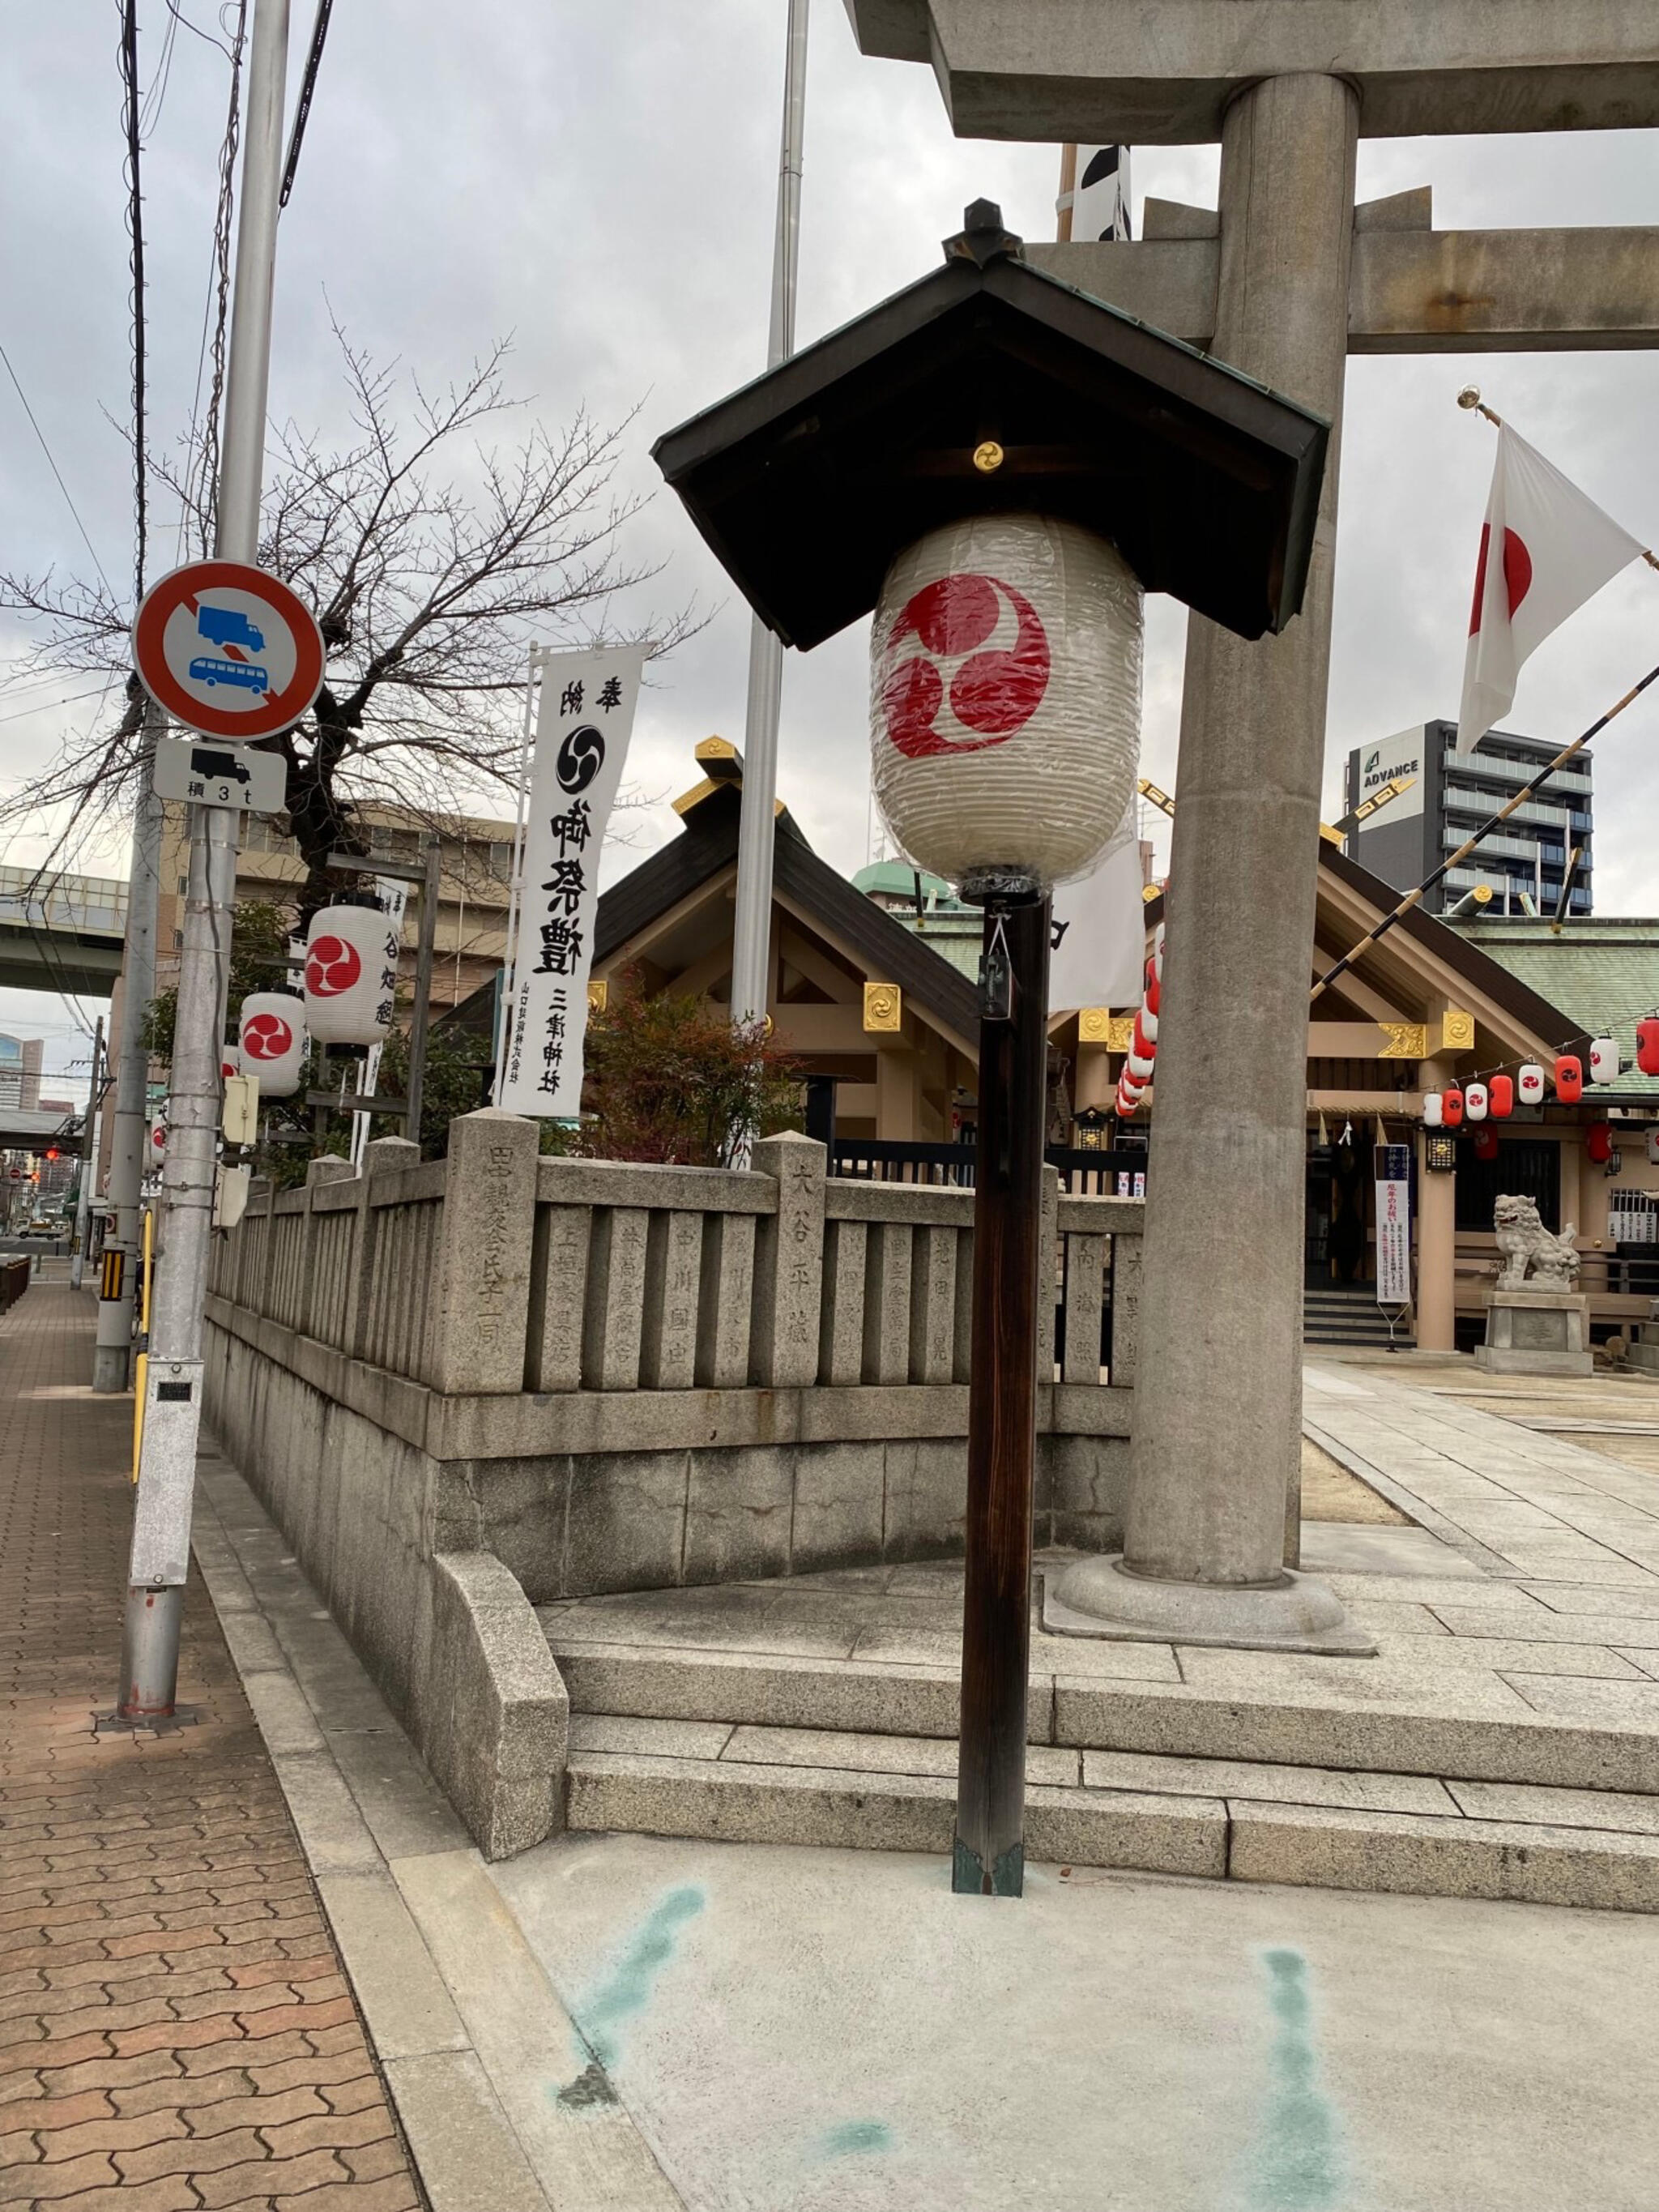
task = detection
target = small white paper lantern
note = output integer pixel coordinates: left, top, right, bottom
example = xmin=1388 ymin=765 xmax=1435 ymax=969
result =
xmin=869 ymin=512 xmax=1141 ymax=894
xmin=239 ymin=993 xmax=306 ymax=1098
xmin=1589 ymin=1036 xmax=1619 ymax=1084
xmin=150 ymin=1118 xmax=167 ymax=1159
xmin=1517 ymin=1063 xmax=1546 ymax=1105
xmin=304 ymin=906 xmax=400 ymax=1045
xmin=1423 ymin=1093 xmax=1444 ymax=1127
xmin=1465 ymin=1083 xmax=1489 ymax=1122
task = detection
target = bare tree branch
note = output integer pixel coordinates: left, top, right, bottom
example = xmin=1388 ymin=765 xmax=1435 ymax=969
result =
xmin=0 ymin=327 xmax=702 ymax=920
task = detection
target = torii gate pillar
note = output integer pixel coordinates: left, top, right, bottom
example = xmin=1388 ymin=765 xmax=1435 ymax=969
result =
xmin=1054 ymin=74 xmax=1372 ymax=1650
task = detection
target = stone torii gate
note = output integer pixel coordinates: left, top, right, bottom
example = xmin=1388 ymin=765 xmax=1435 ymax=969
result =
xmin=844 ymin=3 xmax=1659 ymax=1649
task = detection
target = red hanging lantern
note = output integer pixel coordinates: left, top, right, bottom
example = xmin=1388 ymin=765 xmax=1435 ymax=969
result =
xmin=1555 ymin=1055 xmax=1583 ymax=1104
xmin=1637 ymin=1018 xmax=1659 ymax=1077
xmin=1144 ymin=967 xmax=1161 ymax=1019
xmin=1488 ymin=1074 xmax=1514 ymax=1119
xmin=1441 ymin=1085 xmax=1465 ymax=1128
xmin=1587 ymin=1122 xmax=1614 ymax=1165
xmin=1132 ymin=1011 xmax=1156 ymax=1060
xmin=1473 ymin=1125 xmax=1499 ymax=1162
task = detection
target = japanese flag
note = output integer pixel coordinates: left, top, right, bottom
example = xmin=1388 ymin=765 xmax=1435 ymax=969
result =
xmin=1458 ymin=425 xmax=1643 ymax=749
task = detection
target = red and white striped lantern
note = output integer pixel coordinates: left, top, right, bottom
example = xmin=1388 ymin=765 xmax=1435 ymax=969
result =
xmin=304 ymin=907 xmax=400 ymax=1047
xmin=1589 ymin=1036 xmax=1619 ymax=1085
xmin=1555 ymin=1055 xmax=1584 ymax=1104
xmin=239 ymin=993 xmax=306 ymax=1099
xmin=1517 ymin=1063 xmax=1546 ymax=1106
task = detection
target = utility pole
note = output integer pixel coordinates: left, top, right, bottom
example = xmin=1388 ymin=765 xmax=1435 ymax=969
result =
xmin=70 ymin=1017 xmax=105 ymax=1292
xmin=727 ymin=0 xmax=808 ymax=1057
xmin=114 ymin=0 xmax=292 ymax=1723
xmin=92 ymin=698 xmax=164 ymax=1391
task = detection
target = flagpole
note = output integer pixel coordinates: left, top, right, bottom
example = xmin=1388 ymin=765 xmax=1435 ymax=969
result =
xmin=1457 ymin=386 xmax=1659 ymax=574
xmin=1311 ymin=659 xmax=1659 ymax=1003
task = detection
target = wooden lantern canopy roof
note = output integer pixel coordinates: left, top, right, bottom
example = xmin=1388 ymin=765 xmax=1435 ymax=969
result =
xmin=652 ymin=200 xmax=1331 ymax=651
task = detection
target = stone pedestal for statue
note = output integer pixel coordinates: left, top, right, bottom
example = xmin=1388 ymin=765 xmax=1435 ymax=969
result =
xmin=1475 ymin=1287 xmax=1593 ymax=1377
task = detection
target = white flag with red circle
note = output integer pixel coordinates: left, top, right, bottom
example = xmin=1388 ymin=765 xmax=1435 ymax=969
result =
xmin=1457 ymin=425 xmax=1643 ymax=750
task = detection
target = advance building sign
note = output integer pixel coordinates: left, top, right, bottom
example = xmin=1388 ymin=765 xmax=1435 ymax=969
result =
xmin=499 ymin=645 xmax=648 ymax=1118
xmin=1354 ymin=730 xmax=1426 ymax=822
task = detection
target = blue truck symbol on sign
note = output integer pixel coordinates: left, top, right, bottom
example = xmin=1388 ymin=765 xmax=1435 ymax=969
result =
xmin=196 ymin=604 xmax=265 ymax=654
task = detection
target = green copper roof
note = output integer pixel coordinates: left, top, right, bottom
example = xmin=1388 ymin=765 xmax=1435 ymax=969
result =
xmin=1452 ymin=919 xmax=1659 ymax=1097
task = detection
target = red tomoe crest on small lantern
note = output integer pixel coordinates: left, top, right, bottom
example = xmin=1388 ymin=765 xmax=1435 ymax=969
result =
xmin=241 ymin=1013 xmax=292 ymax=1061
xmin=1473 ymin=1125 xmax=1499 ymax=1162
xmin=880 ymin=573 xmax=1050 ymax=760
xmin=1517 ymin=1063 xmax=1545 ymax=1104
xmin=1555 ymin=1055 xmax=1583 ymax=1104
xmin=1441 ymin=1086 xmax=1465 ymax=1128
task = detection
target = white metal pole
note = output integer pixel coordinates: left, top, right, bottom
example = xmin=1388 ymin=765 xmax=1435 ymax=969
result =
xmin=493 ymin=644 xmax=540 ymax=1103
xmin=117 ymin=0 xmax=292 ymax=1721
xmin=727 ymin=0 xmax=808 ymax=1051
xmin=70 ymin=1017 xmax=104 ymax=1292
xmin=93 ymin=697 xmax=164 ymax=1389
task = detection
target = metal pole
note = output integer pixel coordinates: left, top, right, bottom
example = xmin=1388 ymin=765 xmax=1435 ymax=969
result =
xmin=494 ymin=646 xmax=539 ymax=1102
xmin=953 ymin=890 xmax=1050 ymax=1897
xmin=94 ymin=697 xmax=164 ymax=1390
xmin=116 ymin=0 xmax=291 ymax=1723
xmin=70 ymin=1017 xmax=104 ymax=1291
xmin=728 ymin=0 xmax=808 ymax=1041
xmin=405 ymin=840 xmax=441 ymax=1146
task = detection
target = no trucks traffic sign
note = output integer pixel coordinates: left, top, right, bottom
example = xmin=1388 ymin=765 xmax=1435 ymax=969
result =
xmin=132 ymin=560 xmax=325 ymax=742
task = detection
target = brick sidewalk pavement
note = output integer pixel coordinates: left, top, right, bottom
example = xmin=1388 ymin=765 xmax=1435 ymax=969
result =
xmin=0 ymin=1279 xmax=427 ymax=2210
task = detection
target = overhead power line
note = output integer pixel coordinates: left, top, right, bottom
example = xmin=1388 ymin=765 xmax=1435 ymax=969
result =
xmin=119 ymin=0 xmax=148 ymax=604
xmin=0 ymin=344 xmax=115 ymax=599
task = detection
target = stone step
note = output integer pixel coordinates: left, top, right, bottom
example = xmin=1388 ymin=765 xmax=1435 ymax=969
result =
xmin=563 ymin=1715 xmax=1659 ymax=1912
xmin=544 ymin=1631 xmax=1659 ymax=1796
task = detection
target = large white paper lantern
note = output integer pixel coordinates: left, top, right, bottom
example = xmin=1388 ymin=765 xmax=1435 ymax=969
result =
xmin=1465 ymin=1083 xmax=1489 ymax=1122
xmin=868 ymin=512 xmax=1141 ymax=894
xmin=1589 ymin=1036 xmax=1619 ymax=1085
xmin=304 ymin=906 xmax=400 ymax=1045
xmin=1517 ymin=1063 xmax=1546 ymax=1105
xmin=239 ymin=993 xmax=306 ymax=1098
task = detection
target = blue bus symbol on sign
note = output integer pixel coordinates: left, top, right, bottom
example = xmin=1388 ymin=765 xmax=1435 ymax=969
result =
xmin=189 ymin=602 xmax=270 ymax=694
xmin=189 ymin=655 xmax=269 ymax=694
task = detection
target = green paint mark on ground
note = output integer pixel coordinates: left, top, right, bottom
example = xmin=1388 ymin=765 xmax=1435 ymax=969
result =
xmin=820 ymin=2120 xmax=893 ymax=2158
xmin=1251 ymin=1947 xmax=1343 ymax=2210
xmin=557 ymin=1883 xmax=706 ymax=2105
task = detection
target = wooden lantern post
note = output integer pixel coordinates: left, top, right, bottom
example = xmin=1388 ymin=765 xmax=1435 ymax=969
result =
xmin=953 ymin=887 xmax=1051 ymax=1896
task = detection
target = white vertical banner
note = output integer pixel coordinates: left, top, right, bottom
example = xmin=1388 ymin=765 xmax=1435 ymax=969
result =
xmin=1374 ymin=1142 xmax=1413 ymax=1307
xmin=499 ymin=643 xmax=648 ymax=1118
xmin=350 ymin=877 xmax=408 ymax=1166
xmin=1048 ymin=798 xmax=1145 ymax=1013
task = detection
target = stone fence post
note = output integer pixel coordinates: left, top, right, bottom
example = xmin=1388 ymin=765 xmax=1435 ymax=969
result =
xmin=748 ymin=1132 xmax=826 ymax=1388
xmin=344 ymin=1137 xmax=420 ymax=1361
xmin=301 ymin=1156 xmax=352 ymax=1338
xmin=427 ymin=1111 xmax=539 ymax=1395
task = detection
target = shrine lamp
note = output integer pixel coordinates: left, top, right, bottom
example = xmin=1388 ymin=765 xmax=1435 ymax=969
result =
xmin=652 ymin=199 xmax=1329 ymax=1902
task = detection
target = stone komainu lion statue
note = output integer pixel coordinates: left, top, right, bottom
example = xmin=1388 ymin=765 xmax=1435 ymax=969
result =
xmin=1493 ymin=1194 xmax=1580 ymax=1292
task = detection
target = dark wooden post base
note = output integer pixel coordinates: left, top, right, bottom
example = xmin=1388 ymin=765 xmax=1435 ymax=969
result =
xmin=953 ymin=891 xmax=1051 ymax=1897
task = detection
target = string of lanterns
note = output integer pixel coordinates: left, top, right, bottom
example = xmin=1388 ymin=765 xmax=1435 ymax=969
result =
xmin=1115 ymin=922 xmax=1162 ymax=1120
xmin=230 ymin=903 xmax=403 ymax=1108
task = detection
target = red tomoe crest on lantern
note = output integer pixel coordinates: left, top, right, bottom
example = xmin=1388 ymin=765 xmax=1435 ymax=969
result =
xmin=1587 ymin=1123 xmax=1614 ymax=1164
xmin=305 ymin=936 xmax=363 ymax=997
xmin=241 ymin=1013 xmax=292 ymax=1060
xmin=1555 ymin=1055 xmax=1583 ymax=1104
xmin=1441 ymin=1086 xmax=1465 ymax=1128
xmin=880 ymin=573 xmax=1050 ymax=759
xmin=1473 ymin=1125 xmax=1499 ymax=1162
xmin=1517 ymin=1063 xmax=1546 ymax=1104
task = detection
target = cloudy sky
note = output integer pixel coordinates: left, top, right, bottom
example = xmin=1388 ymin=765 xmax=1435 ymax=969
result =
xmin=6 ymin=5 xmax=1659 ymax=1099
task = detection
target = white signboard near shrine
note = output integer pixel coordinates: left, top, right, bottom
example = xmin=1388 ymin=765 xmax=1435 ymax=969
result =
xmin=498 ymin=644 xmax=648 ymax=1118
